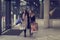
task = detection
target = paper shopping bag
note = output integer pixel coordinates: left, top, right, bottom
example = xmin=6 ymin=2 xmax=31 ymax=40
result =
xmin=31 ymin=23 xmax=38 ymax=33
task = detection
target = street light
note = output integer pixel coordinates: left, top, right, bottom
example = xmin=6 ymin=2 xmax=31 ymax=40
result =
xmin=34 ymin=2 xmax=35 ymax=4
xmin=14 ymin=6 xmax=17 ymax=9
xmin=21 ymin=0 xmax=24 ymax=1
xmin=1 ymin=0 xmax=4 ymax=2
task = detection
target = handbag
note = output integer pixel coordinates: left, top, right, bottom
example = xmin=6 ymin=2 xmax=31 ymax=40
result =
xmin=31 ymin=22 xmax=38 ymax=33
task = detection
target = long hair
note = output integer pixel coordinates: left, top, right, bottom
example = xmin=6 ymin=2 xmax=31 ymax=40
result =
xmin=25 ymin=10 xmax=28 ymax=16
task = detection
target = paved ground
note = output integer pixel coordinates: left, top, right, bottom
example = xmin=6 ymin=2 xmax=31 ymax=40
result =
xmin=0 ymin=20 xmax=60 ymax=40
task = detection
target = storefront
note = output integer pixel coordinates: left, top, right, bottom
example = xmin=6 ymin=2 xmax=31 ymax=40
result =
xmin=1 ymin=0 xmax=59 ymax=35
xmin=0 ymin=0 xmax=2 ymax=35
xmin=0 ymin=0 xmax=11 ymax=34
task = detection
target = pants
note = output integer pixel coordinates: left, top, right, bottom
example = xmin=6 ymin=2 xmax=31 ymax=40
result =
xmin=24 ymin=21 xmax=31 ymax=37
xmin=24 ymin=28 xmax=31 ymax=37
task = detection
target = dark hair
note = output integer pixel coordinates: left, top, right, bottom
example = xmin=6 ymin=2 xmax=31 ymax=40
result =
xmin=29 ymin=9 xmax=34 ymax=13
xmin=31 ymin=10 xmax=34 ymax=13
xmin=25 ymin=10 xmax=28 ymax=16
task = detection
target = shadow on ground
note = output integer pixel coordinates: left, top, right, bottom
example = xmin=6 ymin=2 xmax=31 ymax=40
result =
xmin=45 ymin=26 xmax=60 ymax=30
xmin=3 ymin=29 xmax=23 ymax=36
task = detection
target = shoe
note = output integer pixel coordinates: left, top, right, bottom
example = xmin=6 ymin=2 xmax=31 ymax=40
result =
xmin=30 ymin=33 xmax=33 ymax=37
xmin=31 ymin=33 xmax=33 ymax=35
xmin=24 ymin=35 xmax=26 ymax=37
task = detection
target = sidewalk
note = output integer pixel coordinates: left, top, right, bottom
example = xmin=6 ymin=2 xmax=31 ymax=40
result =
xmin=0 ymin=19 xmax=60 ymax=40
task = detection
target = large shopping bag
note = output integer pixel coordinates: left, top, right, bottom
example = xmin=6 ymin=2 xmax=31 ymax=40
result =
xmin=31 ymin=23 xmax=38 ymax=33
xmin=14 ymin=21 xmax=26 ymax=30
xmin=16 ymin=18 xmax=22 ymax=25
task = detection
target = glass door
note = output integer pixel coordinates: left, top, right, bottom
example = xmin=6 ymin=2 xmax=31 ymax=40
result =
xmin=1 ymin=0 xmax=6 ymax=32
xmin=11 ymin=0 xmax=20 ymax=28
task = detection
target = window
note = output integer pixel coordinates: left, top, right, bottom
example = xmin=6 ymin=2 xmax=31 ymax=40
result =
xmin=49 ymin=0 xmax=60 ymax=19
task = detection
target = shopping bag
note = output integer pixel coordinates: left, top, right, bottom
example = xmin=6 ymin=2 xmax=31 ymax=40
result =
xmin=16 ymin=18 xmax=22 ymax=25
xmin=14 ymin=23 xmax=26 ymax=30
xmin=31 ymin=23 xmax=38 ymax=33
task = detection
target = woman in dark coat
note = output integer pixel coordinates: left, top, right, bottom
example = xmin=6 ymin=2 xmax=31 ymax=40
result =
xmin=30 ymin=10 xmax=36 ymax=35
xmin=29 ymin=10 xmax=36 ymax=36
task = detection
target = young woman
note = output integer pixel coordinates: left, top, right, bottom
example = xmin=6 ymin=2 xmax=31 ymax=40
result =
xmin=22 ymin=10 xmax=28 ymax=37
xmin=29 ymin=10 xmax=36 ymax=36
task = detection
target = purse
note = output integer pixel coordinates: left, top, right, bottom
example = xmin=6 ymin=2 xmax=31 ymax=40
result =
xmin=31 ymin=22 xmax=38 ymax=33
